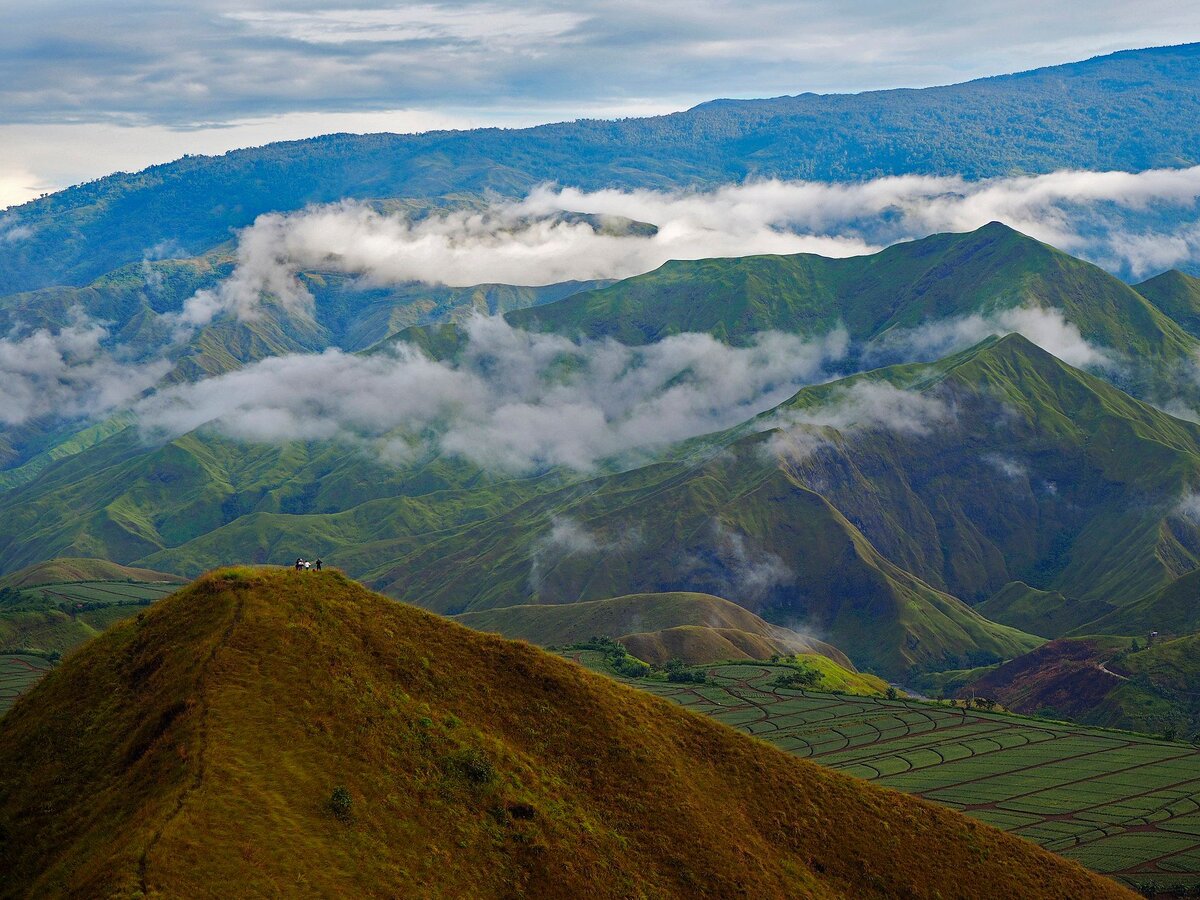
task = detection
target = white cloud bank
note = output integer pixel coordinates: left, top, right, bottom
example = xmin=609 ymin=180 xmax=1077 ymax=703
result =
xmin=178 ymin=166 xmax=1200 ymax=326
xmin=0 ymin=314 xmax=169 ymax=426
xmin=137 ymin=316 xmax=849 ymax=473
xmin=766 ymin=381 xmax=953 ymax=464
xmin=868 ymin=306 xmax=1113 ymax=370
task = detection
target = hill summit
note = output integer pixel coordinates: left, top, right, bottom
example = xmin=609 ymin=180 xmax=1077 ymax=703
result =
xmin=0 ymin=569 xmax=1130 ymax=898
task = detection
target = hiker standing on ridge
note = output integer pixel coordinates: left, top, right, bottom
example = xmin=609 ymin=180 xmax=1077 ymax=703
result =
xmin=295 ymin=558 xmax=304 ymax=572
xmin=315 ymin=559 xmax=323 ymax=571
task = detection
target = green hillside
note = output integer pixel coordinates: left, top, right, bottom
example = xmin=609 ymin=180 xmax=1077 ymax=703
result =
xmin=367 ymin=334 xmax=1200 ymax=674
xmin=453 ymin=591 xmax=852 ymax=666
xmin=5 ymin=325 xmax=1199 ymax=678
xmin=959 ymin=632 xmax=1200 ymax=738
xmin=503 ymin=222 xmax=1196 ymax=386
xmin=0 ymin=558 xmax=184 ymax=590
xmin=975 ymin=582 xmax=1093 ymax=638
xmin=766 ymin=333 xmax=1200 ymax=610
xmin=1074 ymin=569 xmax=1200 ymax=639
xmin=3 ymin=232 xmax=1200 ymax=683
xmin=1136 ymin=269 xmax=1200 ymax=339
xmin=372 ymin=427 xmax=1042 ymax=678
xmin=0 ymin=569 xmax=1130 ymax=899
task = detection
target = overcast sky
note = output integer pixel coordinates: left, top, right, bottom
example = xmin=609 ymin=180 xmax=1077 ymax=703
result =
xmin=3 ymin=1 xmax=1200 ymax=208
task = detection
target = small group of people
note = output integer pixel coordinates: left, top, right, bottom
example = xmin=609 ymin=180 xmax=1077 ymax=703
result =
xmin=294 ymin=557 xmax=323 ymax=572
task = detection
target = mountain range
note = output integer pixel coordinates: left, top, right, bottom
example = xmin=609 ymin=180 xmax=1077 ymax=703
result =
xmin=6 ymin=221 xmax=1200 ymax=683
xmin=3 ymin=44 xmax=1200 ymax=295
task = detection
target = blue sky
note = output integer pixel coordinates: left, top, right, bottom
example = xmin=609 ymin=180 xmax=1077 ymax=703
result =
xmin=3 ymin=0 xmax=1200 ymax=207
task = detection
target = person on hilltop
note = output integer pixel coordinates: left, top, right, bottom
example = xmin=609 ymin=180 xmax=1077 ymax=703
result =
xmin=315 ymin=559 xmax=323 ymax=571
xmin=294 ymin=558 xmax=304 ymax=572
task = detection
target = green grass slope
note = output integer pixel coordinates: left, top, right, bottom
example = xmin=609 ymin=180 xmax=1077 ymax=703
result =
xmin=372 ymin=334 xmax=1200 ymax=673
xmin=0 ymin=558 xmax=184 ymax=590
xmin=454 ymin=591 xmax=851 ymax=666
xmin=1077 ymin=569 xmax=1200 ymax=637
xmin=1135 ymin=269 xmax=1200 ymax=338
xmin=0 ymin=569 xmax=1131 ymax=899
xmin=975 ymin=581 xmax=1099 ymax=638
xmin=767 ymin=333 xmax=1200 ymax=616
xmin=375 ymin=442 xmax=1039 ymax=679
xmin=503 ymin=223 xmax=1197 ymax=388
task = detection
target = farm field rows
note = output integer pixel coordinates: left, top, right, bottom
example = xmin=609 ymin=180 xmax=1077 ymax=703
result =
xmin=18 ymin=580 xmax=179 ymax=606
xmin=571 ymin=654 xmax=1200 ymax=891
xmin=0 ymin=580 xmax=180 ymax=714
xmin=0 ymin=655 xmax=53 ymax=716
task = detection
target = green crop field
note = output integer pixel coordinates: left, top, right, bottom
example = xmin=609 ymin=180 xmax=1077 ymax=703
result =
xmin=18 ymin=580 xmax=179 ymax=606
xmin=570 ymin=654 xmax=1200 ymax=892
xmin=0 ymin=581 xmax=180 ymax=716
xmin=0 ymin=654 xmax=53 ymax=716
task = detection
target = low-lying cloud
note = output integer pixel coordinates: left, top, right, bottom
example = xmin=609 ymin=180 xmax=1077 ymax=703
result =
xmin=766 ymin=381 xmax=952 ymax=464
xmin=528 ymin=516 xmax=643 ymax=594
xmin=867 ymin=306 xmax=1113 ymax=371
xmin=137 ymin=316 xmax=849 ymax=473
xmin=180 ymin=166 xmax=1200 ymax=326
xmin=0 ymin=313 xmax=169 ymax=427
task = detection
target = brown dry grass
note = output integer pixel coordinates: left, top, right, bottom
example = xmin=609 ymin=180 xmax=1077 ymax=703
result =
xmin=0 ymin=569 xmax=1136 ymax=899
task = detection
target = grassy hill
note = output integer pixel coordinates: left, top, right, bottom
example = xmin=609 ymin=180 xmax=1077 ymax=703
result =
xmin=957 ymin=632 xmax=1200 ymax=738
xmin=0 ymin=569 xmax=1131 ymax=898
xmin=1077 ymin=569 xmax=1200 ymax=637
xmin=1136 ymin=269 xmax=1200 ymax=338
xmin=0 ymin=558 xmax=184 ymax=590
xmin=765 ymin=333 xmax=1200 ymax=613
xmin=370 ymin=334 xmax=1200 ymax=673
xmin=974 ymin=582 xmax=1094 ymax=638
xmin=506 ymin=223 xmax=1196 ymax=379
xmin=453 ymin=591 xmax=851 ymax=666
xmin=6 ymin=330 xmax=1200 ymax=677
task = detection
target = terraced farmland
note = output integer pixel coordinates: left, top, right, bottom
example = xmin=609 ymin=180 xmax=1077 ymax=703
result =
xmin=572 ymin=654 xmax=1200 ymax=892
xmin=0 ymin=655 xmax=53 ymax=715
xmin=0 ymin=580 xmax=180 ymax=715
xmin=17 ymin=580 xmax=180 ymax=607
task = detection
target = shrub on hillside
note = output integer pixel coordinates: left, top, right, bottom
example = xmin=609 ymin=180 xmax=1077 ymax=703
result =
xmin=328 ymin=786 xmax=352 ymax=822
xmin=772 ymin=666 xmax=819 ymax=690
xmin=450 ymin=748 xmax=496 ymax=786
xmin=664 ymin=657 xmax=707 ymax=684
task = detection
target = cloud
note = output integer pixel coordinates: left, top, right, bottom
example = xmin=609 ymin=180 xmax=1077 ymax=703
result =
xmin=136 ymin=315 xmax=849 ymax=473
xmin=868 ymin=306 xmax=1113 ymax=370
xmin=0 ymin=213 xmax=34 ymax=242
xmin=528 ymin=516 xmax=642 ymax=593
xmin=677 ymin=519 xmax=794 ymax=604
xmin=181 ymin=167 xmax=1200 ymax=325
xmin=765 ymin=381 xmax=952 ymax=463
xmin=0 ymin=312 xmax=170 ymax=426
xmin=984 ymin=453 xmax=1028 ymax=480
xmin=4 ymin=1 xmax=1199 ymax=130
xmin=707 ymin=520 xmax=794 ymax=602
xmin=1175 ymin=492 xmax=1200 ymax=523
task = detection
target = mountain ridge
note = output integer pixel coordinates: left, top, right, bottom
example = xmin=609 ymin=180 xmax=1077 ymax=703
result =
xmin=3 ymin=44 xmax=1200 ymax=294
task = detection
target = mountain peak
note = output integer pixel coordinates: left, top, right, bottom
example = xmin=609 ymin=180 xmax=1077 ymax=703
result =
xmin=0 ymin=568 xmax=1130 ymax=898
